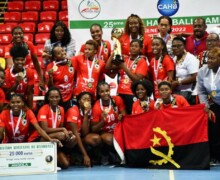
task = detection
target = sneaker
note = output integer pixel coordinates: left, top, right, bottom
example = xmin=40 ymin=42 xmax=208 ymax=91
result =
xmin=57 ymin=166 xmax=62 ymax=171
xmin=210 ymin=159 xmax=220 ymax=166
xmin=101 ymin=155 xmax=109 ymax=166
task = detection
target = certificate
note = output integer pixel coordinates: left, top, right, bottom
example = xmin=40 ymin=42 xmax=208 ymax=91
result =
xmin=0 ymin=142 xmax=57 ymax=176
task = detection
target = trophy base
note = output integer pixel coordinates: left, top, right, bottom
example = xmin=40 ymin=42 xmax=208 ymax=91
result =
xmin=113 ymin=54 xmax=124 ymax=63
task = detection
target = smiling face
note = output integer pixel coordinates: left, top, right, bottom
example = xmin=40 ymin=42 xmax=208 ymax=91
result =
xmin=193 ymin=19 xmax=207 ymax=39
xmin=128 ymin=17 xmax=140 ymax=34
xmin=48 ymin=90 xmax=61 ymax=108
xmin=90 ymin=25 xmax=103 ymax=43
xmin=12 ymin=28 xmax=24 ymax=43
xmin=152 ymin=39 xmax=164 ymax=56
xmin=135 ymin=84 xmax=147 ymax=100
xmin=159 ymin=84 xmax=172 ymax=101
xmin=10 ymin=95 xmax=24 ymax=115
xmin=54 ymin=26 xmax=64 ymax=41
xmin=98 ymin=84 xmax=110 ymax=102
xmin=13 ymin=57 xmax=26 ymax=71
xmin=53 ymin=47 xmax=67 ymax=61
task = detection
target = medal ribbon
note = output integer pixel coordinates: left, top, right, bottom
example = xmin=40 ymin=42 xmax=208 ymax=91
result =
xmin=50 ymin=106 xmax=58 ymax=128
xmin=100 ymin=99 xmax=112 ymax=112
xmin=153 ymin=56 xmax=162 ymax=81
xmin=10 ymin=109 xmax=23 ymax=136
xmin=193 ymin=39 xmax=201 ymax=55
xmin=87 ymin=57 xmax=96 ymax=82
xmin=10 ymin=65 xmax=27 ymax=78
xmin=163 ymin=33 xmax=169 ymax=43
xmin=126 ymin=56 xmax=140 ymax=69
xmin=97 ymin=41 xmax=103 ymax=60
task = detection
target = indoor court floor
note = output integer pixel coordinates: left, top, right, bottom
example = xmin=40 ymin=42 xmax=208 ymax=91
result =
xmin=1 ymin=165 xmax=220 ymax=180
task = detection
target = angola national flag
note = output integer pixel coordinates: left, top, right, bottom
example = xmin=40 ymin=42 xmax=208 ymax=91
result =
xmin=113 ymin=104 xmax=210 ymax=169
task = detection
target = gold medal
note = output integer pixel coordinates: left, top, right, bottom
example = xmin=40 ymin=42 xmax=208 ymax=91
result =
xmin=17 ymin=72 xmax=24 ymax=77
xmin=84 ymin=101 xmax=90 ymax=108
xmin=87 ymin=82 xmax=93 ymax=88
xmin=140 ymin=101 xmax=147 ymax=107
xmin=124 ymin=78 xmax=129 ymax=84
xmin=104 ymin=108 xmax=110 ymax=114
xmin=53 ymin=65 xmax=58 ymax=71
xmin=211 ymin=90 xmax=217 ymax=97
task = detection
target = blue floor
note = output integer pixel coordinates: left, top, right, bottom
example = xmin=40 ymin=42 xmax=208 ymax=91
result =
xmin=1 ymin=165 xmax=220 ymax=180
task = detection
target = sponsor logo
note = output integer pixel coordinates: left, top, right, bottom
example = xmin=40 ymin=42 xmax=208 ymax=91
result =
xmin=157 ymin=0 xmax=179 ymax=16
xmin=79 ymin=0 xmax=101 ymax=19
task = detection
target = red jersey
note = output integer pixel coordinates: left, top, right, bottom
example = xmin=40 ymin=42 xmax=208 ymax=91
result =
xmin=0 ymin=88 xmax=6 ymax=103
xmin=72 ymin=54 xmax=105 ymax=97
xmin=65 ymin=105 xmax=85 ymax=133
xmin=80 ymin=40 xmax=111 ymax=62
xmin=132 ymin=99 xmax=155 ymax=115
xmin=45 ymin=60 xmax=75 ymax=102
xmin=91 ymin=96 xmax=125 ymax=133
xmin=185 ymin=32 xmax=208 ymax=56
xmin=4 ymin=67 xmax=34 ymax=96
xmin=119 ymin=33 xmax=153 ymax=60
xmin=118 ymin=56 xmax=148 ymax=95
xmin=155 ymin=94 xmax=190 ymax=110
xmin=149 ymin=55 xmax=174 ymax=98
xmin=0 ymin=109 xmax=37 ymax=143
xmin=5 ymin=41 xmax=36 ymax=68
xmin=37 ymin=104 xmax=64 ymax=128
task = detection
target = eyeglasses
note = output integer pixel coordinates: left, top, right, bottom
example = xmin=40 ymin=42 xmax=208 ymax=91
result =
xmin=206 ymin=39 xmax=218 ymax=43
xmin=171 ymin=44 xmax=183 ymax=48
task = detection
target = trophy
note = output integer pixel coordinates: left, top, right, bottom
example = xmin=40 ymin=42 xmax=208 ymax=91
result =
xmin=111 ymin=28 xmax=124 ymax=63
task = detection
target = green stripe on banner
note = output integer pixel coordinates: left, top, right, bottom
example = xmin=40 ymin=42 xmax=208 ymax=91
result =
xmin=70 ymin=15 xmax=220 ymax=29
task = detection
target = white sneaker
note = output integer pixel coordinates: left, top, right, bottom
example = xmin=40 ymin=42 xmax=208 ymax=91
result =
xmin=57 ymin=166 xmax=62 ymax=171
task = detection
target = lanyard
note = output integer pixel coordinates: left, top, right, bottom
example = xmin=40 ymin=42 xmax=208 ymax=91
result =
xmin=127 ymin=56 xmax=139 ymax=69
xmin=87 ymin=57 xmax=96 ymax=81
xmin=193 ymin=39 xmax=201 ymax=55
xmin=97 ymin=41 xmax=103 ymax=60
xmin=211 ymin=67 xmax=220 ymax=90
xmin=10 ymin=65 xmax=26 ymax=78
xmin=153 ymin=56 xmax=162 ymax=81
xmin=10 ymin=110 xmax=22 ymax=136
xmin=100 ymin=99 xmax=112 ymax=112
xmin=163 ymin=34 xmax=169 ymax=43
xmin=50 ymin=106 xmax=58 ymax=128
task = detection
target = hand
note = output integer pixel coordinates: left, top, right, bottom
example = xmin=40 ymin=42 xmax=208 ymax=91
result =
xmin=84 ymin=103 xmax=92 ymax=115
xmin=205 ymin=107 xmax=216 ymax=123
xmin=50 ymin=139 xmax=63 ymax=147
xmin=101 ymin=111 xmax=108 ymax=120
xmin=15 ymin=75 xmax=23 ymax=84
xmin=62 ymin=128 xmax=70 ymax=140
xmin=118 ymin=114 xmax=123 ymax=121
xmin=42 ymin=51 xmax=52 ymax=59
xmin=83 ymin=155 xmax=91 ymax=167
xmin=171 ymin=80 xmax=179 ymax=90
xmin=38 ymin=80 xmax=46 ymax=91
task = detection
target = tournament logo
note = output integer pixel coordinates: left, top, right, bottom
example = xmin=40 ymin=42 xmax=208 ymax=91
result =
xmin=157 ymin=0 xmax=179 ymax=16
xmin=79 ymin=0 xmax=101 ymax=19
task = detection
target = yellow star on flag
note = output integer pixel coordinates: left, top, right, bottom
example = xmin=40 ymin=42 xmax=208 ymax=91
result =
xmin=150 ymin=134 xmax=161 ymax=146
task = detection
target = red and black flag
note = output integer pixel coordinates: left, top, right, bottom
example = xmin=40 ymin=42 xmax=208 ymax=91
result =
xmin=114 ymin=104 xmax=210 ymax=169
